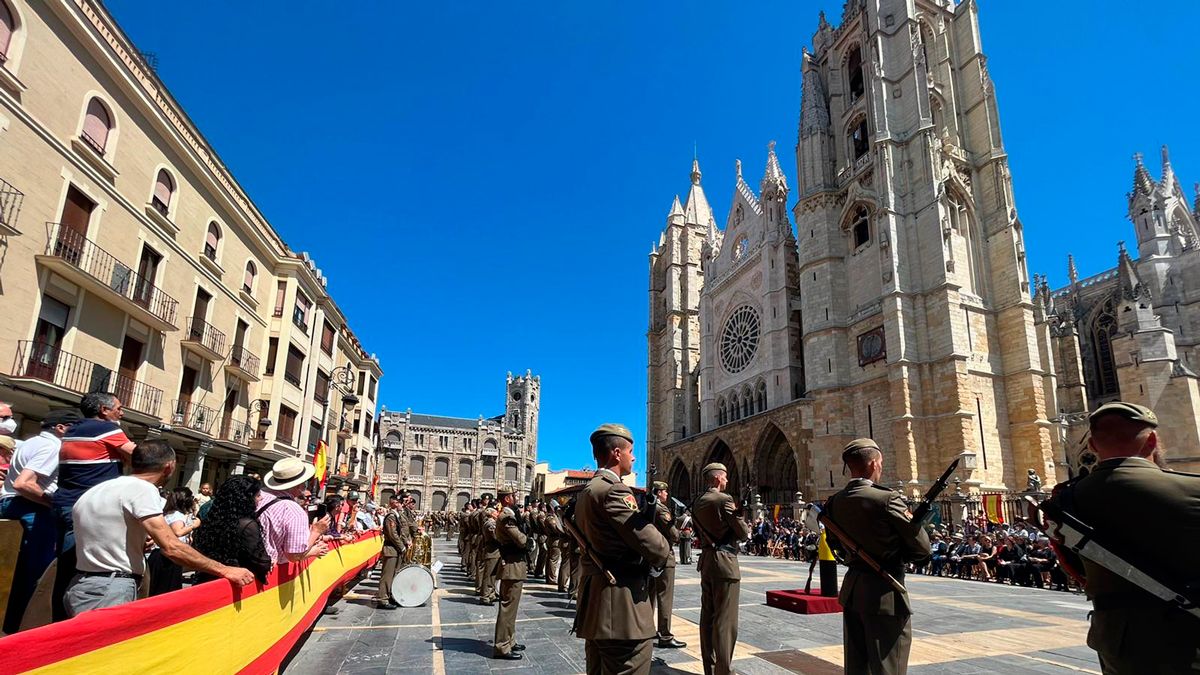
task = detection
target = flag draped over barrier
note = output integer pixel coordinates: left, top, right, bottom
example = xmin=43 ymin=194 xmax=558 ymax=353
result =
xmin=0 ymin=532 xmax=381 ymax=674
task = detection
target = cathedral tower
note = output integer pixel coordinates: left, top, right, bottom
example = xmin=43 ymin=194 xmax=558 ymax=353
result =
xmin=505 ymin=370 xmax=540 ymax=444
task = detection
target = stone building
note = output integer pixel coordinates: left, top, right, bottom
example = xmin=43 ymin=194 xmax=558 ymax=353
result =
xmin=647 ymin=0 xmax=1060 ymax=508
xmin=0 ymin=0 xmax=382 ymax=490
xmin=377 ymin=371 xmax=539 ymax=510
xmin=1038 ymin=148 xmax=1200 ymax=474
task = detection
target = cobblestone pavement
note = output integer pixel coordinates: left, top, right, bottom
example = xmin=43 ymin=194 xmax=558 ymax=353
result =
xmin=284 ymin=539 xmax=1100 ymax=674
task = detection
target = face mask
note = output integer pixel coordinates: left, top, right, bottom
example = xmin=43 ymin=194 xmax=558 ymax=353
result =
xmin=0 ymin=418 xmax=17 ymax=435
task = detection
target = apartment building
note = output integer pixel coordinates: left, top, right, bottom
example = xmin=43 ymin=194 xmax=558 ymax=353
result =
xmin=0 ymin=0 xmax=382 ymax=490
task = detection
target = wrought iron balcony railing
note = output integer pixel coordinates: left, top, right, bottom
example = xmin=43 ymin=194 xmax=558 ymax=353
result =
xmin=0 ymin=177 xmax=23 ymax=234
xmin=170 ymin=399 xmax=217 ymax=434
xmin=12 ymin=340 xmax=163 ymax=416
xmin=184 ymin=316 xmax=226 ymax=357
xmin=228 ymin=345 xmax=260 ymax=375
xmin=218 ymin=415 xmax=255 ymax=445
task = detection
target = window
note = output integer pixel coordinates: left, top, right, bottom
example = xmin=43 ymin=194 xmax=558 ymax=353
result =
xmin=717 ymin=398 xmax=726 ymax=426
xmin=847 ymin=45 xmax=865 ymax=101
xmin=383 ymin=452 xmax=400 ymax=475
xmin=483 ymin=458 xmax=496 ymax=480
xmin=410 ymin=455 xmax=425 ymax=477
xmin=434 ymin=457 xmax=449 ymax=477
xmin=504 ymin=463 xmax=518 ymax=482
xmin=204 ymin=222 xmax=221 ymax=262
xmin=284 ymin=344 xmax=304 ymax=387
xmin=358 ymin=371 xmax=366 ymax=395
xmin=81 ymin=98 xmax=112 ymax=154
xmin=277 ymin=406 xmax=298 ymax=445
xmin=242 ymin=261 xmax=257 ymax=295
xmin=508 ymin=441 xmax=518 ymax=454
xmin=0 ymin=1 xmax=14 ymax=61
xmin=432 ymin=492 xmax=447 ymax=511
xmin=369 ymin=376 xmax=378 ymax=400
xmin=320 ymin=321 xmax=335 ymax=355
xmin=439 ymin=435 xmax=449 ymax=449
xmin=458 ymin=459 xmax=473 ymax=479
xmin=273 ymin=280 xmax=286 ymax=317
xmin=415 ymin=433 xmax=425 ymax=447
xmin=152 ymin=169 xmax=174 ymax=216
xmin=462 ymin=437 xmax=473 ymax=450
xmin=850 ymin=117 xmax=869 ymax=160
xmin=314 ymin=370 xmax=330 ymax=404
xmin=293 ymin=292 xmax=311 ymax=333
xmin=307 ymin=421 xmax=322 ymax=455
xmin=265 ymin=337 xmax=278 ymax=375
xmin=526 ymin=464 xmax=533 ymax=485
xmin=851 ymin=206 xmax=870 ymax=248
xmin=364 ymin=411 xmax=373 ymax=437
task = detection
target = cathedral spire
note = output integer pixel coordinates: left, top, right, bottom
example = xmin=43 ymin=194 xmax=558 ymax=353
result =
xmin=799 ymin=52 xmax=831 ymax=138
xmin=761 ymin=140 xmax=788 ymax=194
xmin=668 ymin=195 xmax=683 ymax=218
xmin=1117 ymin=240 xmax=1145 ymax=300
xmin=690 ymin=157 xmax=702 ymax=185
xmin=1132 ymin=152 xmax=1156 ymax=196
xmin=683 ymin=158 xmax=714 ymax=227
xmin=1068 ymin=253 xmax=1078 ymax=285
xmin=1160 ymin=145 xmax=1179 ymax=195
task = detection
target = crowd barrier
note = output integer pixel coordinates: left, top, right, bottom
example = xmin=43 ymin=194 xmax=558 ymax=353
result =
xmin=0 ymin=531 xmax=382 ymax=674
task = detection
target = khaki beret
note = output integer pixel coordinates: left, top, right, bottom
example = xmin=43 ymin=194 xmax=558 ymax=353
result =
xmin=590 ymin=423 xmax=633 ymax=444
xmin=651 ymin=481 xmax=668 ymax=491
xmin=496 ymin=485 xmax=516 ymax=498
xmin=842 ymin=438 xmax=880 ymax=455
xmin=702 ymin=462 xmax=727 ymax=476
xmin=1088 ymin=401 xmax=1158 ymax=428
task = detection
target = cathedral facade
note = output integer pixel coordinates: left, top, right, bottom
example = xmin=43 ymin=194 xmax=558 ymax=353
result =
xmin=647 ymin=0 xmax=1061 ymax=507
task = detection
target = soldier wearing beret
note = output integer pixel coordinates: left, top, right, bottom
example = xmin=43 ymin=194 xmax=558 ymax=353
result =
xmin=492 ymin=486 xmax=528 ymax=660
xmin=543 ymin=501 xmax=563 ymax=586
xmin=479 ymin=505 xmax=502 ymax=605
xmin=650 ymin=480 xmax=686 ymax=649
xmin=824 ymin=438 xmax=929 ymax=675
xmin=1045 ymin=402 xmax=1200 ymax=674
xmin=693 ymin=462 xmax=751 ymax=675
xmin=574 ymin=423 xmax=670 ymax=674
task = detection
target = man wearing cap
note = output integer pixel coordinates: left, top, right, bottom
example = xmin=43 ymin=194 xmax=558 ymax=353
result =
xmin=693 ymin=461 xmax=751 ymax=675
xmin=650 ymin=480 xmax=686 ymax=650
xmin=573 ymin=423 xmax=669 ymax=674
xmin=480 ymin=503 xmax=502 ymax=605
xmin=1045 ymin=401 xmax=1200 ymax=674
xmin=492 ymin=485 xmax=528 ymax=659
xmin=824 ymin=438 xmax=929 ymax=675
xmin=376 ymin=495 xmax=404 ymax=609
xmin=256 ymin=457 xmax=331 ymax=565
xmin=460 ymin=500 xmax=476 ymax=570
xmin=543 ymin=501 xmax=563 ymax=586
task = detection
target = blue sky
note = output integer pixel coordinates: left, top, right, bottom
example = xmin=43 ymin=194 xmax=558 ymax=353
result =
xmin=108 ymin=1 xmax=1200 ymax=483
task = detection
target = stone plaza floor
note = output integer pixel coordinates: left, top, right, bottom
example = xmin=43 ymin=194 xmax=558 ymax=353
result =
xmin=283 ymin=539 xmax=1101 ymax=674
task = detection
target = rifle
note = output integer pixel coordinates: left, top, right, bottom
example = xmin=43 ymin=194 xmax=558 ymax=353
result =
xmin=911 ymin=457 xmax=961 ymax=526
xmin=562 ymin=498 xmax=616 ymax=585
xmin=813 ymin=502 xmax=906 ymax=595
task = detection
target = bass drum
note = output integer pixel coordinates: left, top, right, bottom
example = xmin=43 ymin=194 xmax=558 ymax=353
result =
xmin=391 ymin=564 xmax=435 ymax=607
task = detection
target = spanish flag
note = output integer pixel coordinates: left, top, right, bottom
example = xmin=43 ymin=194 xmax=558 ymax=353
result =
xmin=314 ymin=439 xmax=329 ymax=491
xmin=982 ymin=493 xmax=1004 ymax=524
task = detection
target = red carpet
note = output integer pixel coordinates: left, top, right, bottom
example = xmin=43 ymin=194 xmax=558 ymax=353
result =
xmin=765 ymin=589 xmax=843 ymax=615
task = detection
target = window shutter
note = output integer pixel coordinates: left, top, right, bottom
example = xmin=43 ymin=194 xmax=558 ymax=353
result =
xmin=0 ymin=2 xmax=14 ymax=57
xmin=206 ymin=223 xmax=220 ymax=250
xmin=83 ymin=99 xmax=111 ymax=150
xmin=153 ymin=170 xmax=174 ymax=207
xmin=243 ymin=262 xmax=256 ymax=291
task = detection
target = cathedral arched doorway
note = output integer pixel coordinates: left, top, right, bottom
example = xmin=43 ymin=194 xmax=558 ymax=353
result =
xmin=706 ymin=439 xmax=739 ymax=499
xmin=667 ymin=459 xmax=691 ymax=504
xmin=755 ymin=424 xmax=800 ymax=518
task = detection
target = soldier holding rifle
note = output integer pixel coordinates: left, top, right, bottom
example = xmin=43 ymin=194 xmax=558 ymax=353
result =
xmin=823 ymin=439 xmax=930 ymax=675
xmin=693 ymin=462 xmax=751 ymax=675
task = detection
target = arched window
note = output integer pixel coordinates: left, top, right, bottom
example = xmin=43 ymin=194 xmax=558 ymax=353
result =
xmin=526 ymin=464 xmax=533 ymax=485
xmin=434 ymin=457 xmax=449 ymax=477
xmin=504 ymin=462 xmax=518 ymax=482
xmin=1092 ymin=301 xmax=1120 ymax=399
xmin=742 ymin=388 xmax=752 ymax=418
xmin=456 ymin=492 xmax=471 ymax=510
xmin=483 ymin=458 xmax=496 ymax=480
xmin=204 ymin=222 xmax=221 ymax=262
xmin=383 ymin=451 xmax=399 ymax=475
xmin=730 ymin=394 xmax=740 ymax=421
xmin=242 ymin=261 xmax=257 ymax=294
xmin=152 ymin=169 xmax=174 ymax=216
xmin=0 ymin=1 xmax=14 ymax=60
xmin=410 ymin=491 xmax=421 ymax=510
xmin=756 ymin=383 xmax=767 ymax=413
xmin=850 ymin=117 xmax=869 ymax=161
xmin=409 ymin=455 xmax=424 ymax=477
xmin=380 ymin=488 xmax=395 ymax=504
xmin=81 ymin=98 xmax=113 ymax=154
xmin=847 ymin=45 xmax=865 ymax=101
xmin=850 ymin=205 xmax=870 ymax=248
xmin=432 ymin=491 xmax=447 ymax=511
xmin=717 ymin=398 xmax=726 ymax=426
xmin=458 ymin=458 xmax=473 ymax=479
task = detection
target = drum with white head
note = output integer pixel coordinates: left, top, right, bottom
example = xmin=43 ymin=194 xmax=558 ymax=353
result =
xmin=391 ymin=564 xmax=435 ymax=607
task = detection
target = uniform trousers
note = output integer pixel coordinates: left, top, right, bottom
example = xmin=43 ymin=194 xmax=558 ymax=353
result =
xmin=558 ymin=551 xmax=573 ymax=592
xmin=699 ymin=577 xmax=739 ymax=675
xmin=492 ymin=579 xmax=523 ymax=655
xmin=679 ymin=538 xmax=692 ymax=565
xmin=545 ymin=544 xmax=561 ymax=585
xmin=480 ymin=557 xmax=500 ymax=603
xmin=376 ymin=555 xmax=399 ymax=602
xmin=842 ymin=608 xmax=911 ymax=675
xmin=584 ymin=637 xmax=652 ymax=675
xmin=534 ymin=541 xmax=547 ymax=577
xmin=651 ymin=566 xmax=676 ymax=640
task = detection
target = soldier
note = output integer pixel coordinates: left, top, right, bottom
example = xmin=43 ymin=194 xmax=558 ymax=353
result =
xmin=399 ymin=492 xmax=422 ymax=556
xmin=678 ymin=509 xmax=694 ymax=565
xmin=558 ymin=517 xmax=575 ymax=596
xmin=544 ymin=502 xmax=563 ymax=585
xmin=533 ymin=504 xmax=549 ymax=579
xmin=492 ymin=486 xmax=528 ymax=660
xmin=479 ymin=505 xmax=502 ymax=605
xmin=460 ymin=501 xmax=477 ymax=572
xmin=693 ymin=463 xmax=751 ymax=675
xmin=650 ymin=481 xmax=686 ymax=649
xmin=1044 ymin=402 xmax=1200 ymax=674
xmin=574 ymin=423 xmax=669 ymax=675
xmin=375 ymin=496 xmax=403 ymax=610
xmin=474 ymin=495 xmax=494 ymax=596
xmin=824 ymin=439 xmax=929 ymax=675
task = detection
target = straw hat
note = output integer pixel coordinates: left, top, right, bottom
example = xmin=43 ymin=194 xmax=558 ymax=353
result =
xmin=263 ymin=457 xmax=315 ymax=491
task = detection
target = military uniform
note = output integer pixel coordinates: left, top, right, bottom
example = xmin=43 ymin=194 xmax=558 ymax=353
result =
xmin=693 ymin=467 xmax=751 ymax=675
xmin=649 ymin=482 xmax=683 ymax=648
xmin=477 ymin=508 xmax=501 ymax=604
xmin=1045 ymin=402 xmax=1200 ymax=674
xmin=533 ymin=510 xmax=549 ymax=578
xmin=493 ymin=491 xmax=528 ymax=659
xmin=544 ymin=507 xmax=563 ymax=585
xmin=824 ymin=439 xmax=929 ymax=675
xmin=461 ymin=506 xmax=476 ymax=572
xmin=400 ymin=504 xmax=421 ymax=557
xmin=376 ymin=508 xmax=404 ymax=607
xmin=575 ymin=424 xmax=670 ymax=675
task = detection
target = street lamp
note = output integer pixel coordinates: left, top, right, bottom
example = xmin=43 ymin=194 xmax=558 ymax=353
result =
xmin=250 ymin=399 xmax=272 ymax=439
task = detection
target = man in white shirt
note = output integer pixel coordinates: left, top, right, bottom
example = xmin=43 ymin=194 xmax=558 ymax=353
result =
xmin=0 ymin=408 xmax=80 ymax=633
xmin=64 ymin=439 xmax=255 ymax=616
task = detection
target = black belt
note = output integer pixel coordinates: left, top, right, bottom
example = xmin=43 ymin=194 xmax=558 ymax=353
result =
xmin=703 ymin=544 xmax=739 ymax=555
xmin=78 ymin=570 xmax=143 ymax=582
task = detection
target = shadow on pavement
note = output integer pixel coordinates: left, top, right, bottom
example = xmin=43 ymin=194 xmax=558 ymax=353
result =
xmin=436 ymin=635 xmax=494 ymax=657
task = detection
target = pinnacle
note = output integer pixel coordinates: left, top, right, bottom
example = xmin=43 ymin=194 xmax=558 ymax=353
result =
xmin=1132 ymin=151 xmax=1156 ymax=195
xmin=761 ymin=140 xmax=787 ymax=190
xmin=669 ymin=195 xmax=683 ymax=218
xmin=691 ymin=158 xmax=702 ymax=185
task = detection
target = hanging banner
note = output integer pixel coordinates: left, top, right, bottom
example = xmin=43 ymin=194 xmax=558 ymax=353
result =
xmin=982 ymin=493 xmax=1005 ymax=524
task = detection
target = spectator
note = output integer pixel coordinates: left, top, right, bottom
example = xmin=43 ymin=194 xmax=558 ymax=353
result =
xmin=355 ymin=501 xmax=378 ymax=531
xmin=0 ymin=401 xmax=16 ymax=481
xmin=147 ymin=487 xmax=200 ymax=596
xmin=193 ymin=475 xmax=272 ymax=585
xmin=195 ymin=483 xmax=213 ymax=513
xmin=0 ymin=408 xmax=81 ymax=632
xmin=324 ymin=495 xmax=352 ymax=540
xmin=51 ymin=392 xmax=136 ymax=620
xmin=64 ymin=440 xmax=254 ymax=616
xmin=256 ymin=458 xmax=330 ymax=564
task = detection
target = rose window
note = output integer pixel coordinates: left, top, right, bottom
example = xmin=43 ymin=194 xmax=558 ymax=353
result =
xmin=719 ymin=305 xmax=760 ymax=373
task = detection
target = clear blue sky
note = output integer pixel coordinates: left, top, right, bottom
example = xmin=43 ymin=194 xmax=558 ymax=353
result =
xmin=108 ymin=1 xmax=1200 ymax=484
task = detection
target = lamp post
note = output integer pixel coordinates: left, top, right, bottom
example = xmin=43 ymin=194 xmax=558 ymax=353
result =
xmin=250 ymin=399 xmax=272 ymax=440
xmin=327 ymin=365 xmax=359 ymax=489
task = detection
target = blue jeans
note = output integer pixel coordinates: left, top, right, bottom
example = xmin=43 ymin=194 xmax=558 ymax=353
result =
xmin=0 ymin=496 xmax=57 ymax=633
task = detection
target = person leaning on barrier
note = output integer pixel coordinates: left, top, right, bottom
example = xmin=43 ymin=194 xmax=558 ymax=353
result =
xmin=492 ymin=486 xmax=528 ymax=660
xmin=650 ymin=480 xmax=686 ymax=650
xmin=1044 ymin=402 xmax=1200 ymax=674
xmin=376 ymin=496 xmax=404 ymax=610
xmin=574 ymin=423 xmax=669 ymax=675
xmin=824 ymin=438 xmax=929 ymax=675
xmin=693 ymin=462 xmax=751 ymax=675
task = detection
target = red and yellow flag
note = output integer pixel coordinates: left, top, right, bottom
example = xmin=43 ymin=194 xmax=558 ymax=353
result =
xmin=982 ymin=493 xmax=1004 ymax=524
xmin=313 ymin=439 xmax=329 ymax=490
xmin=370 ymin=472 xmax=379 ymax=500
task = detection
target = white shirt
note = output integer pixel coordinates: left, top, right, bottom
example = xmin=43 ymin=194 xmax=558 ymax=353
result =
xmin=72 ymin=476 xmax=164 ymax=575
xmin=0 ymin=431 xmax=61 ymax=499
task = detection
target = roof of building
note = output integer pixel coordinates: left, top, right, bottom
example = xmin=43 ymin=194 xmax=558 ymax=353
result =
xmin=400 ymin=413 xmax=513 ymax=433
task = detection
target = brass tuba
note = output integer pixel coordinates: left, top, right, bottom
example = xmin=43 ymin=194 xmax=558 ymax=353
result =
xmin=405 ymin=531 xmax=433 ymax=567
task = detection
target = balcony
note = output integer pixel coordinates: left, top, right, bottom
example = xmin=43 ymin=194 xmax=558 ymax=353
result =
xmin=37 ymin=223 xmax=178 ymax=331
xmin=381 ymin=438 xmax=402 ymax=450
xmin=217 ymin=415 xmax=255 ymax=446
xmin=169 ymin=399 xmax=217 ymax=435
xmin=0 ymin=177 xmax=23 ymax=236
xmin=224 ymin=345 xmax=261 ymax=382
xmin=181 ymin=316 xmax=226 ymax=362
xmin=10 ymin=341 xmax=163 ymax=417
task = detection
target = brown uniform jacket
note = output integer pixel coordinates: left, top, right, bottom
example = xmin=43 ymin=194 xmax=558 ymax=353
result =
xmin=482 ymin=511 xmax=502 ymax=560
xmin=824 ymin=478 xmax=929 ymax=616
xmin=693 ymin=488 xmax=750 ymax=580
xmin=574 ymin=469 xmax=670 ymax=640
xmin=382 ymin=511 xmax=404 ymax=557
xmin=653 ymin=501 xmax=680 ymax=568
xmin=400 ymin=507 xmax=421 ymax=545
xmin=495 ymin=507 xmax=528 ymax=580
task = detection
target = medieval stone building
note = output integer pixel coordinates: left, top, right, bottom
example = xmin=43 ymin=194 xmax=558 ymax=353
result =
xmin=647 ymin=0 xmax=1062 ymax=508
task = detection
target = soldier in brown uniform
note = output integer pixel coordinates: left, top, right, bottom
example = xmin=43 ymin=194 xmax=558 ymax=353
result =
xmin=824 ymin=439 xmax=929 ymax=675
xmin=480 ymin=505 xmax=502 ymax=605
xmin=460 ymin=501 xmax=476 ymax=572
xmin=544 ymin=502 xmax=563 ymax=585
xmin=1045 ymin=402 xmax=1200 ymax=674
xmin=558 ymin=517 xmax=576 ymax=596
xmin=492 ymin=486 xmax=528 ymax=660
xmin=375 ymin=496 xmax=403 ymax=610
xmin=649 ymin=481 xmax=686 ymax=649
xmin=533 ymin=504 xmax=549 ymax=579
xmin=574 ymin=423 xmax=670 ymax=675
xmin=473 ymin=495 xmax=494 ymax=596
xmin=693 ymin=462 xmax=751 ymax=675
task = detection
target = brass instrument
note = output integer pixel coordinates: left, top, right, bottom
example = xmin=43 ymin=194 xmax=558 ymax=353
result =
xmin=405 ymin=531 xmax=433 ymax=567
